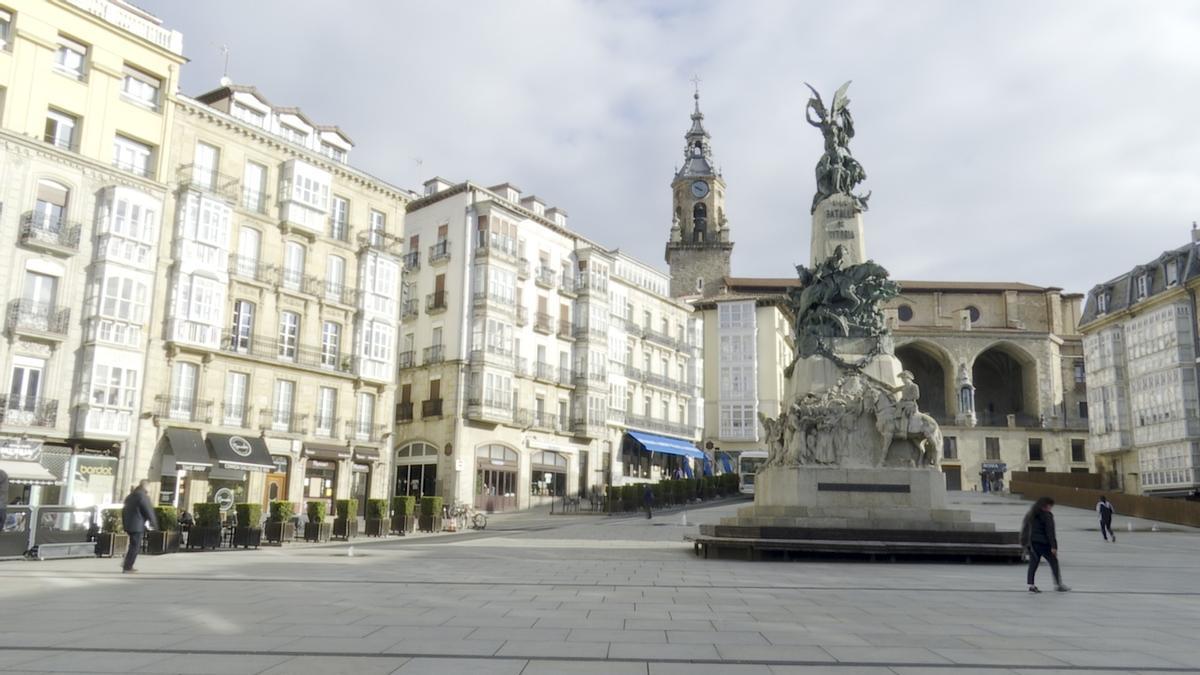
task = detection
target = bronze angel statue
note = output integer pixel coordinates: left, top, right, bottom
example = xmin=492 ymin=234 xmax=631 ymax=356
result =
xmin=806 ymin=81 xmax=870 ymax=212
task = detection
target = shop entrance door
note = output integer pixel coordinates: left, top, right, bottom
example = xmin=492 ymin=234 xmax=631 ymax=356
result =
xmin=351 ymin=464 xmax=370 ymax=518
xmin=264 ymin=473 xmax=288 ymax=509
xmin=943 ymin=466 xmax=962 ymax=491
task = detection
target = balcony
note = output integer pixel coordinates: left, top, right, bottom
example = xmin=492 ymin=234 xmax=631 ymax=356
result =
xmin=398 ymin=350 xmax=416 ymax=369
xmin=0 ymin=396 xmax=58 ymax=429
xmin=229 ymin=255 xmax=277 ymax=285
xmin=469 ymin=346 xmax=515 ymax=370
xmin=474 ymin=231 xmax=520 ymax=262
xmin=19 ymin=213 xmax=81 ymax=254
xmin=6 ymin=300 xmax=70 ymax=340
xmin=348 ymin=420 xmax=386 ymax=443
xmin=424 ymin=345 xmax=444 ymax=365
xmin=395 ymin=402 xmax=414 ymax=424
xmin=402 ymin=250 xmax=420 ymax=272
xmin=422 ymin=399 xmax=444 ymax=418
xmin=559 ymin=273 xmax=578 ymax=296
xmin=573 ymin=323 xmax=608 ymax=341
xmin=314 ymin=279 xmax=359 ymax=307
xmin=516 ymin=258 xmax=530 ymax=279
xmin=112 ymin=158 xmax=154 ymax=179
xmin=426 ymin=291 xmax=448 ymax=314
xmin=643 ymin=327 xmax=681 ymax=350
xmin=429 ymin=239 xmax=451 ymax=265
xmin=357 ymin=230 xmax=404 ymax=255
xmin=534 ymin=312 xmax=553 ymax=334
xmin=557 ymin=320 xmax=573 ymax=341
xmin=534 ymin=361 xmax=555 ymax=382
xmin=531 ymin=410 xmax=563 ymax=433
xmin=241 ymin=188 xmax=271 ymax=215
xmin=608 ymin=408 xmax=627 ymax=425
xmin=534 ymin=266 xmax=556 ymax=288
xmin=313 ymin=416 xmax=340 ymax=439
xmin=222 ymin=332 xmax=353 ymax=375
xmin=401 ymin=298 xmax=420 ymax=320
xmin=558 ymin=367 xmax=574 ymax=386
xmin=155 ymin=395 xmax=213 ymax=425
xmin=516 ymin=306 xmax=529 ymax=327
xmin=261 ymin=409 xmax=308 ymax=435
xmin=571 ymin=415 xmax=605 ymax=438
xmin=466 ymin=396 xmax=514 ymax=424
xmin=472 ymin=289 xmax=515 ymax=313
xmin=177 ymin=164 xmax=241 ymax=203
xmin=328 ymin=219 xmax=351 ymax=244
xmin=573 ymin=370 xmax=608 ymax=386
xmin=624 ymin=412 xmax=696 ymax=439
xmin=220 ymin=403 xmax=252 ymax=429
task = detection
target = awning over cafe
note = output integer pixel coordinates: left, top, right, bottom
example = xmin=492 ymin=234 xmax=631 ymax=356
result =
xmin=207 ymin=433 xmax=274 ymax=472
xmin=303 ymin=442 xmax=351 ymax=461
xmin=353 ymin=446 xmax=380 ymax=462
xmin=0 ymin=459 xmax=60 ymax=486
xmin=207 ymin=467 xmax=248 ymax=482
xmin=164 ymin=428 xmax=211 ymax=470
xmin=621 ymin=431 xmax=704 ymax=459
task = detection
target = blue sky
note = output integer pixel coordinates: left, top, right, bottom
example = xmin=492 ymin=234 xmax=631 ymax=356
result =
xmin=138 ymin=0 xmax=1200 ymax=293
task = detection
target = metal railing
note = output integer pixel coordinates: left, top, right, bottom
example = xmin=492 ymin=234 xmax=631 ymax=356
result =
xmin=349 ymin=421 xmax=386 ymax=442
xmin=222 ymin=332 xmax=352 ymax=374
xmin=0 ymin=396 xmax=58 ymax=428
xmin=112 ymin=158 xmax=154 ymax=179
xmin=260 ymin=409 xmax=307 ymax=434
xmin=228 ymin=255 xmax=277 ymax=284
xmin=558 ymin=367 xmax=574 ymax=386
xmin=642 ymin=327 xmax=681 ymax=350
xmin=422 ymin=399 xmax=443 ymax=417
xmin=6 ymin=300 xmax=70 ymax=337
xmin=401 ymin=298 xmax=420 ymax=320
xmin=398 ymin=350 xmax=415 ymax=369
xmin=534 ymin=312 xmax=553 ymax=333
xmin=329 ymin=219 xmax=351 ymax=243
xmin=559 ymin=273 xmax=577 ymax=294
xmin=177 ymin=164 xmax=241 ymax=202
xmin=426 ymin=291 xmax=448 ymax=312
xmin=516 ymin=306 xmax=529 ymax=326
xmin=395 ymin=402 xmax=414 ymax=423
xmin=357 ymin=230 xmax=404 ymax=254
xmin=220 ymin=403 xmax=251 ymax=429
xmin=530 ymin=410 xmax=562 ymax=432
xmin=534 ymin=266 xmax=556 ymax=288
xmin=557 ymin=320 xmax=573 ymax=340
xmin=402 ymin=251 xmax=420 ymax=271
xmin=155 ymin=395 xmax=213 ymax=424
xmin=429 ymin=239 xmax=450 ymax=264
xmin=313 ymin=416 xmax=340 ymax=439
xmin=19 ymin=213 xmax=81 ymax=251
xmin=534 ymin=361 xmax=556 ymax=381
xmin=241 ymin=189 xmax=271 ymax=215
xmin=312 ymin=279 xmax=359 ymax=306
xmin=424 ymin=345 xmax=445 ymax=365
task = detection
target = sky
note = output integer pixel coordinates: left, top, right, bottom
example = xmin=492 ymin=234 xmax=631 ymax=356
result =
xmin=137 ymin=0 xmax=1200 ymax=293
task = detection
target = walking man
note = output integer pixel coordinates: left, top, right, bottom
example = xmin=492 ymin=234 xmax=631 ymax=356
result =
xmin=0 ymin=468 xmax=9 ymax=530
xmin=121 ymin=481 xmax=157 ymax=573
xmin=643 ymin=483 xmax=654 ymax=519
xmin=1096 ymin=495 xmax=1116 ymax=542
xmin=1020 ymin=497 xmax=1070 ymax=593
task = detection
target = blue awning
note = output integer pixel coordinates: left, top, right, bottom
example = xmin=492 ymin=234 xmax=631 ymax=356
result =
xmin=718 ymin=452 xmax=734 ymax=474
xmin=702 ymin=456 xmax=714 ymax=477
xmin=623 ymin=431 xmax=704 ymax=459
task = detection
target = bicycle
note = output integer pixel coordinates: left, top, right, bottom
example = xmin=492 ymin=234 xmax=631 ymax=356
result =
xmin=447 ymin=502 xmax=487 ymax=530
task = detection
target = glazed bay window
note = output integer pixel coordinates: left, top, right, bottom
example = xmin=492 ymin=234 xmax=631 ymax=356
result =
xmin=90 ymin=364 xmax=137 ymax=409
xmin=223 ymin=371 xmax=248 ymax=426
xmin=54 ymin=35 xmax=87 ymax=79
xmin=44 ymin=109 xmax=77 ymax=150
xmin=120 ymin=64 xmax=161 ymax=110
xmin=99 ymin=275 xmax=147 ymax=324
xmin=278 ymin=311 xmax=299 ymax=360
xmin=113 ymin=134 xmax=154 ymax=178
xmin=320 ymin=321 xmax=341 ymax=368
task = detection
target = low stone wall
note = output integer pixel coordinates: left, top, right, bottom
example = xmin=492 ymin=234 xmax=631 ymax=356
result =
xmin=1010 ymin=471 xmax=1101 ymax=490
xmin=1011 ymin=478 xmax=1200 ymax=528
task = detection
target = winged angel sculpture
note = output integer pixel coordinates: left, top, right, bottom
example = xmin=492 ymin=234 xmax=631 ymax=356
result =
xmin=806 ymin=81 xmax=870 ymax=212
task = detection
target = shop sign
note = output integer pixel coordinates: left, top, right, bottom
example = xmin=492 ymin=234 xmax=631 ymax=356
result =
xmin=229 ymin=436 xmax=254 ymax=457
xmin=308 ymin=460 xmax=334 ymax=470
xmin=272 ymin=455 xmax=289 ymax=474
xmin=0 ymin=438 xmax=42 ymax=462
xmin=981 ymin=462 xmax=1007 ymax=472
xmin=214 ymin=488 xmax=236 ymax=512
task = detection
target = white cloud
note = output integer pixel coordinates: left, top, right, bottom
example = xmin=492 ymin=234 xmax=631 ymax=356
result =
xmin=139 ymin=0 xmax=1200 ymax=292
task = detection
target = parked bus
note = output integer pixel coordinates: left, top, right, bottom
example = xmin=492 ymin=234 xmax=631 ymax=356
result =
xmin=738 ymin=450 xmax=768 ymax=494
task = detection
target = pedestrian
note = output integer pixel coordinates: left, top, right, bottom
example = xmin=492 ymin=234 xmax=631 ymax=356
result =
xmin=1020 ymin=496 xmax=1070 ymax=593
xmin=1096 ymin=495 xmax=1116 ymax=542
xmin=121 ymin=480 xmax=157 ymax=574
xmin=0 ymin=468 xmax=9 ymax=530
xmin=643 ymin=483 xmax=654 ymax=519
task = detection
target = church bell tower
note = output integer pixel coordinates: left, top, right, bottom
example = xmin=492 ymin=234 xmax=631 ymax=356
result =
xmin=666 ymin=87 xmax=733 ymax=298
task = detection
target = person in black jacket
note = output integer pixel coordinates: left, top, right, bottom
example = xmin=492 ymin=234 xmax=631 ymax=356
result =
xmin=1096 ymin=496 xmax=1116 ymax=542
xmin=1020 ymin=497 xmax=1070 ymax=593
xmin=121 ymin=481 xmax=157 ymax=573
xmin=643 ymin=484 xmax=654 ymax=519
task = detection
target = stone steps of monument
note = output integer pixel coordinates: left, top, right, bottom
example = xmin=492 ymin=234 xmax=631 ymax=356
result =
xmin=716 ymin=516 xmax=995 ymax=532
xmin=732 ymin=506 xmax=972 ymax=523
xmin=699 ymin=522 xmax=1013 ymax=542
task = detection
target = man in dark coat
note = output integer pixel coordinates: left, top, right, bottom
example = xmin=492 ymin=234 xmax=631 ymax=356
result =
xmin=643 ymin=484 xmax=654 ymax=519
xmin=1020 ymin=496 xmax=1070 ymax=593
xmin=0 ymin=468 xmax=9 ymax=529
xmin=121 ymin=481 xmax=157 ymax=573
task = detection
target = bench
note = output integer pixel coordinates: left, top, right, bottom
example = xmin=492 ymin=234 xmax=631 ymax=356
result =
xmin=34 ymin=542 xmax=97 ymax=560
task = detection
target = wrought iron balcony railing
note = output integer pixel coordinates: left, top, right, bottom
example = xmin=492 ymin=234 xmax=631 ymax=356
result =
xmin=0 ymin=396 xmax=58 ymax=428
xmin=19 ymin=213 xmax=81 ymax=252
xmin=155 ymin=395 xmax=213 ymax=424
xmin=6 ymin=300 xmax=70 ymax=337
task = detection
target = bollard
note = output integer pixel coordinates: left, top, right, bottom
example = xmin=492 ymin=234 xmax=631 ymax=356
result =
xmin=347 ymin=546 xmax=355 ymax=557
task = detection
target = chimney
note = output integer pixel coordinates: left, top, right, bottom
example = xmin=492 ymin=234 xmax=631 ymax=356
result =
xmin=1192 ymin=221 xmax=1200 ymax=243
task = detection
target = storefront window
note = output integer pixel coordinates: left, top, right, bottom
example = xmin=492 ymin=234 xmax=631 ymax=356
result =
xmin=305 ymin=459 xmax=337 ymax=513
xmin=530 ymin=450 xmax=567 ymax=497
xmin=475 ymin=444 xmax=518 ymax=512
xmin=70 ymin=455 xmax=118 ymax=508
xmin=395 ymin=443 xmax=438 ymax=498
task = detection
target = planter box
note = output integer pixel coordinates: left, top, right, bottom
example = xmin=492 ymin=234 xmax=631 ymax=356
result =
xmin=146 ymin=531 xmax=181 ymax=555
xmin=304 ymin=522 xmax=332 ymax=543
xmin=364 ymin=518 xmax=390 ymax=537
xmin=418 ymin=514 xmax=442 ymax=533
xmin=187 ymin=527 xmax=223 ymax=550
xmin=95 ymin=532 xmax=128 ymax=558
xmin=232 ymin=527 xmax=262 ymax=549
xmin=265 ymin=522 xmax=295 ymax=544
xmin=332 ymin=518 xmax=358 ymax=540
xmin=391 ymin=514 xmax=415 ymax=535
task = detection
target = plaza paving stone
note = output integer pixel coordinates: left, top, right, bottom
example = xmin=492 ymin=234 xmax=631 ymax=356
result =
xmin=0 ymin=492 xmax=1198 ymax=674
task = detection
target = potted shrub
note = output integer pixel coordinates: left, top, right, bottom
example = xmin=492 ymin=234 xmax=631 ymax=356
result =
xmin=146 ymin=506 xmax=180 ymax=554
xmin=364 ymin=499 xmax=390 ymax=537
xmin=188 ymin=503 xmax=223 ymax=550
xmin=232 ymin=503 xmax=263 ymax=548
xmin=304 ymin=501 xmax=331 ymax=542
xmin=265 ymin=501 xmax=295 ymax=544
xmin=332 ymin=499 xmax=359 ymax=540
xmin=95 ymin=508 xmax=128 ymax=557
xmin=623 ymin=484 xmax=639 ymax=512
xmin=418 ymin=496 xmax=442 ymax=532
xmin=391 ymin=496 xmax=416 ymax=534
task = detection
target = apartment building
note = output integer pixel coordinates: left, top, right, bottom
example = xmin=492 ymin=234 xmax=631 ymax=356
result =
xmin=395 ymin=179 xmax=702 ymax=511
xmin=0 ymin=0 xmax=184 ymax=507
xmin=131 ymin=81 xmax=409 ymax=516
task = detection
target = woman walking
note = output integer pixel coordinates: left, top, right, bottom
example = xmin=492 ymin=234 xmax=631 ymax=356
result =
xmin=1020 ymin=497 xmax=1070 ymax=593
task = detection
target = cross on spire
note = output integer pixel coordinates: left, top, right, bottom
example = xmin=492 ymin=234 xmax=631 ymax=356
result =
xmin=690 ymin=74 xmax=702 ymax=109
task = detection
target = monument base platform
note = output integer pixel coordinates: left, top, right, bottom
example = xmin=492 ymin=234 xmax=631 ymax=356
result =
xmin=693 ymin=466 xmax=1023 ymax=563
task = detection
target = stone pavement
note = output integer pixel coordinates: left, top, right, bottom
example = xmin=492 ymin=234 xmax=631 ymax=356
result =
xmin=0 ymin=492 xmax=1198 ymax=674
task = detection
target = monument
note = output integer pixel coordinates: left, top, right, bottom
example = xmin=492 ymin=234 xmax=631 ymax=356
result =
xmin=694 ymin=83 xmax=1022 ymax=562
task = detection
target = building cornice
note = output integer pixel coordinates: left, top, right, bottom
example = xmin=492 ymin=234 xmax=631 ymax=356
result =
xmin=0 ymin=129 xmax=168 ymax=194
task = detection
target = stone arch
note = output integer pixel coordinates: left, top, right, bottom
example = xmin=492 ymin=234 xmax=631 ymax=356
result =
xmin=692 ymin=202 xmax=707 ymax=242
xmin=971 ymin=341 xmax=1039 ymax=426
xmin=894 ymin=339 xmax=954 ymax=420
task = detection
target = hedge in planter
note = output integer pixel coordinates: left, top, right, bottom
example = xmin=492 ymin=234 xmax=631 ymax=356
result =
xmin=332 ymin=498 xmax=359 ymax=540
xmin=146 ymin=506 xmax=180 ymax=555
xmin=232 ymin=503 xmax=263 ymax=548
xmin=265 ymin=501 xmax=296 ymax=544
xmin=363 ymin=498 xmax=390 ymax=537
xmin=419 ymin=496 xmax=443 ymax=532
xmin=391 ymin=496 xmax=416 ymax=534
xmin=188 ymin=503 xmax=223 ymax=550
xmin=304 ymin=501 xmax=332 ymax=542
xmin=95 ymin=508 xmax=128 ymax=557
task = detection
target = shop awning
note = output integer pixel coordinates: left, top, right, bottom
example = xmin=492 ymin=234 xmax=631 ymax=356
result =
xmin=303 ymin=442 xmax=351 ymax=461
xmin=160 ymin=455 xmax=176 ymax=476
xmin=165 ymin=428 xmax=211 ymax=470
xmin=207 ymin=433 xmax=274 ymax=472
xmin=353 ymin=446 xmax=380 ymax=462
xmin=0 ymin=459 xmax=61 ymax=486
xmin=622 ymin=431 xmax=704 ymax=459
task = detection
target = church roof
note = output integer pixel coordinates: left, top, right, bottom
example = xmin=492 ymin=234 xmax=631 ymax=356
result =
xmin=674 ymin=89 xmax=717 ymax=180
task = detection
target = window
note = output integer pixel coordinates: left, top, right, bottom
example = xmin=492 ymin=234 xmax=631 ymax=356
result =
xmin=1135 ymin=274 xmax=1150 ymax=299
xmin=321 ymin=142 xmax=347 ymax=163
xmin=717 ymin=300 xmax=754 ymax=329
xmin=330 ymin=196 xmax=348 ymax=241
xmin=1078 ymin=401 xmax=1088 ymax=418
xmin=1027 ymin=438 xmax=1043 ymax=462
xmin=273 ymin=380 xmax=295 ymax=428
xmin=0 ymin=8 xmax=11 ymax=50
xmin=44 ymin=109 xmax=77 ymax=150
xmin=942 ymin=436 xmax=958 ymax=460
xmin=719 ymin=403 xmax=756 ymax=439
xmin=661 ymin=399 xmax=670 ymax=421
xmin=100 ymin=276 xmax=147 ymax=322
xmin=316 ymin=387 xmax=336 ymax=435
xmin=1071 ymin=439 xmax=1086 ymax=463
xmin=224 ymin=372 xmax=248 ymax=425
xmin=90 ymin=364 xmax=137 ymax=409
xmin=232 ymin=103 xmax=266 ymax=128
xmin=282 ymin=242 xmax=305 ymax=290
xmin=187 ymin=277 xmax=221 ymax=323
xmin=897 ymin=304 xmax=914 ymax=322
xmin=966 ymin=305 xmax=981 ymax=322
xmin=320 ymin=321 xmax=341 ymax=368
xmin=325 ymin=255 xmax=345 ymax=301
xmin=365 ymin=321 xmax=393 ymax=362
xmin=278 ymin=311 xmax=299 ymax=360
xmin=356 ymin=392 xmax=376 ymax=437
xmin=369 ymin=209 xmax=386 ymax=246
xmin=54 ymin=35 xmax=87 ymax=79
xmin=230 ymin=300 xmax=254 ymax=351
xmin=193 ymin=142 xmax=219 ymax=190
xmin=242 ymin=161 xmax=266 ymax=212
xmin=280 ymin=123 xmax=307 ymax=144
xmin=113 ymin=134 xmax=153 ymax=177
xmin=121 ymin=64 xmax=160 ymax=109
xmin=1073 ymin=361 xmax=1085 ymax=384
xmin=1096 ymin=292 xmax=1109 ymax=314
xmin=985 ymin=437 xmax=1000 ymax=461
xmin=8 ymin=358 xmax=44 ymax=409
xmin=169 ymin=362 xmax=197 ymax=415
xmin=1166 ymin=262 xmax=1180 ymax=287
xmin=33 ymin=180 xmax=68 ymax=229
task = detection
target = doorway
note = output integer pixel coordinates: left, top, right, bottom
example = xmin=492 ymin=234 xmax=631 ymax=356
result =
xmin=943 ymin=465 xmax=962 ymax=491
xmin=350 ymin=463 xmax=370 ymax=518
xmin=264 ymin=473 xmax=287 ymax=509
